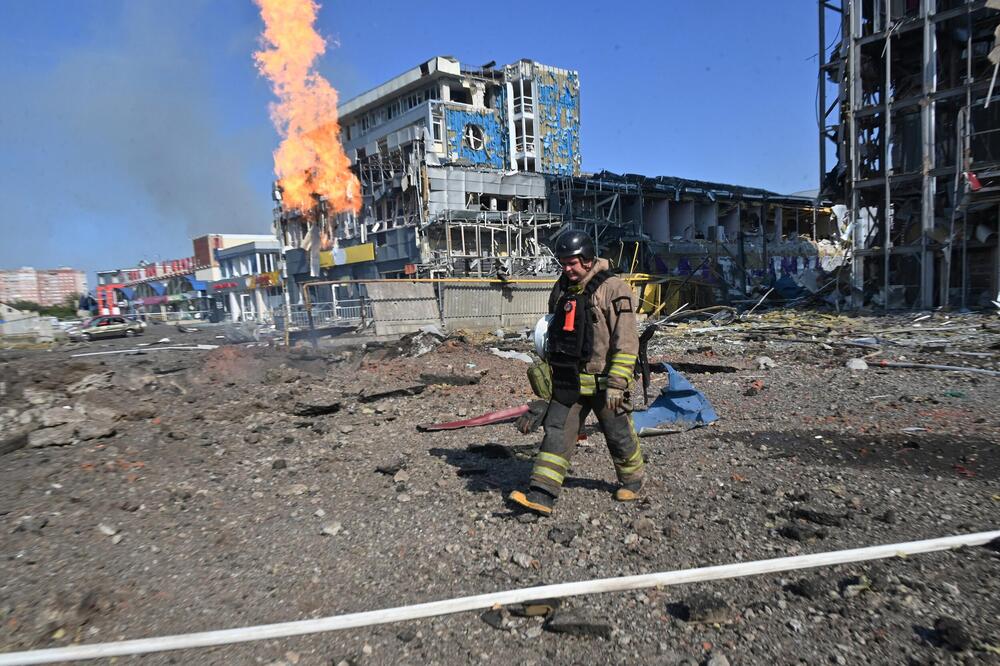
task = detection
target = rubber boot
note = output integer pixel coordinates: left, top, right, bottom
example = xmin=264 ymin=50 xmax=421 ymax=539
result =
xmin=509 ymin=488 xmax=555 ymax=516
xmin=614 ymin=479 xmax=644 ymax=502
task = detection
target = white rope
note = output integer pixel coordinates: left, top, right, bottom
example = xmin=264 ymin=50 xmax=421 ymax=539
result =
xmin=1 ymin=530 xmax=996 ymax=665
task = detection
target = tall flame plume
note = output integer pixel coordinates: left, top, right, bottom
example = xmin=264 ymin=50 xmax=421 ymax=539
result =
xmin=254 ymin=0 xmax=360 ymax=214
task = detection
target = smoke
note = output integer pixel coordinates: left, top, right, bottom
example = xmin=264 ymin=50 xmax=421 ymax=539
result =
xmin=0 ymin=1 xmax=272 ymax=275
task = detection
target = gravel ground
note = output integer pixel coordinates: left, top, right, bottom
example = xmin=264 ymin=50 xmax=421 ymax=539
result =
xmin=1 ymin=313 xmax=998 ymax=665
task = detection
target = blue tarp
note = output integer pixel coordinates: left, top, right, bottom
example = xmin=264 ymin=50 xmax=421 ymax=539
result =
xmin=631 ymin=363 xmax=718 ymax=435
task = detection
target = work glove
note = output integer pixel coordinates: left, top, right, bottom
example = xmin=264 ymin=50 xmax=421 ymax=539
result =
xmin=516 ymin=400 xmax=548 ymax=434
xmin=605 ymin=387 xmax=626 ymax=413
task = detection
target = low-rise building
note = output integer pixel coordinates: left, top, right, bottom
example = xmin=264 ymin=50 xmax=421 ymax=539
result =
xmin=208 ymin=238 xmax=283 ymax=322
xmin=95 ymin=233 xmax=283 ymax=322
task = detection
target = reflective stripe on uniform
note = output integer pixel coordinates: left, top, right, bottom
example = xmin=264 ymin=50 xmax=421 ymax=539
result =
xmin=608 ymin=365 xmax=633 ymax=381
xmin=536 ymin=451 xmax=569 ymax=470
xmin=616 ymin=445 xmax=644 ymax=475
xmin=609 ymin=352 xmax=636 ymax=384
xmin=579 ymin=373 xmax=609 ymax=396
xmin=611 ymin=352 xmax=637 ymax=365
xmin=532 ymin=465 xmax=565 ymax=486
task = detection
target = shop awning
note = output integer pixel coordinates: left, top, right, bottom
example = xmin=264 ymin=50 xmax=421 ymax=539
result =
xmin=118 ymin=287 xmax=135 ymax=300
xmin=148 ymin=281 xmax=167 ymax=296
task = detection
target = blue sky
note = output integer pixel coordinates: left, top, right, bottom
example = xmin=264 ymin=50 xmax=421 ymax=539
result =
xmin=0 ymin=1 xmax=823 ymax=286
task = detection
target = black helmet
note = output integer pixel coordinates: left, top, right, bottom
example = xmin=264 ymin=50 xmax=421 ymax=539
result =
xmin=553 ymin=230 xmax=595 ymax=260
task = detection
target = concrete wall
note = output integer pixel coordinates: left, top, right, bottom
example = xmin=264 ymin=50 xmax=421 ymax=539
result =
xmin=367 ymin=282 xmax=439 ymax=336
xmin=365 ymin=281 xmax=554 ymax=335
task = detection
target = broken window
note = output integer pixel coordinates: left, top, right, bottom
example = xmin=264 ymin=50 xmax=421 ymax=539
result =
xmin=463 ymin=124 xmax=485 ymax=151
xmin=451 ymin=87 xmax=473 ymax=105
xmin=515 ymin=118 xmax=535 ymax=154
xmin=514 ymin=79 xmax=533 ymax=115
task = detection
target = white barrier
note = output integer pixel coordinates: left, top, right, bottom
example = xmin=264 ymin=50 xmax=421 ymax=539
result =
xmin=0 ymin=530 xmax=996 ymax=665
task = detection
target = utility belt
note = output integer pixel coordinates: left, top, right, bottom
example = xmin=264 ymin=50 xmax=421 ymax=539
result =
xmin=551 ymin=364 xmax=610 ymax=405
xmin=530 ymin=359 xmax=610 ymax=405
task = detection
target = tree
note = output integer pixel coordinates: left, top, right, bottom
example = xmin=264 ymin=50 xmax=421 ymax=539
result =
xmin=8 ymin=300 xmax=41 ymax=313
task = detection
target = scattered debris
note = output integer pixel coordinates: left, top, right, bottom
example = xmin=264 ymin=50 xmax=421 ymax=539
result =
xmin=934 ymin=617 xmax=972 ymax=651
xmin=543 ymin=610 xmax=612 ymax=638
xmin=488 ymin=347 xmax=533 ymax=363
xmin=508 ymin=598 xmax=560 ymax=617
xmin=631 ymin=364 xmax=718 ymax=435
xmin=677 ymin=593 xmax=736 ymax=624
xmin=417 ymin=371 xmax=482 ymax=386
xmin=321 ymin=522 xmax=342 ymax=537
xmin=358 ymin=383 xmax=426 ymax=402
xmin=290 ymin=391 xmax=342 ymax=416
xmin=375 ymin=457 xmax=408 ymax=476
xmin=397 ymin=328 xmax=445 ymax=357
xmin=876 ymin=359 xmax=1000 ymax=377
xmin=755 ymin=356 xmax=777 ymax=370
xmin=790 ymin=506 xmax=849 ymax=527
xmin=845 ymin=358 xmax=869 ymax=371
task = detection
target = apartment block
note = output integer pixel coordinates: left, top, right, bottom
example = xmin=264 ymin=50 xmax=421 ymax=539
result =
xmin=0 ymin=267 xmax=86 ymax=306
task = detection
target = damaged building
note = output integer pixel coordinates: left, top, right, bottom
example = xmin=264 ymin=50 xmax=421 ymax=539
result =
xmin=275 ymin=55 xmax=837 ymax=307
xmin=819 ymin=0 xmax=1000 ymax=308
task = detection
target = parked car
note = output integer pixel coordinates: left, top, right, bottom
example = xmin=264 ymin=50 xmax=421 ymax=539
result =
xmin=68 ymin=315 xmax=144 ymax=341
xmin=124 ymin=314 xmax=148 ymax=330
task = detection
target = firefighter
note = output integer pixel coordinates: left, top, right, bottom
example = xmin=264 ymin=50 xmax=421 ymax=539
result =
xmin=509 ymin=229 xmax=644 ymax=516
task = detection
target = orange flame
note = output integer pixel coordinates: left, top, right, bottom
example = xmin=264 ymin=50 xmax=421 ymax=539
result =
xmin=254 ymin=0 xmax=360 ymax=214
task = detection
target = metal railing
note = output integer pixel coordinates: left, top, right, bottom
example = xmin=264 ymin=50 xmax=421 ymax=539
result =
xmin=276 ymin=300 xmax=373 ymax=331
xmin=145 ymin=310 xmax=213 ymax=323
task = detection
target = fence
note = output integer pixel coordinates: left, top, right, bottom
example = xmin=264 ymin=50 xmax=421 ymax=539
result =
xmin=276 ymin=299 xmax=374 ymax=332
xmin=155 ymin=310 xmax=213 ymax=323
xmin=288 ymin=279 xmax=557 ymax=337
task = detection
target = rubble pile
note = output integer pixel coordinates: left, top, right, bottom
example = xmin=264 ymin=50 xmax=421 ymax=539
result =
xmin=0 ymin=318 xmax=998 ymax=664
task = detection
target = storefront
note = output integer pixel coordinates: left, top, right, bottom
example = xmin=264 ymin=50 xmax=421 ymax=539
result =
xmin=208 ymin=277 xmax=250 ymax=322
xmin=248 ymin=271 xmax=283 ymax=323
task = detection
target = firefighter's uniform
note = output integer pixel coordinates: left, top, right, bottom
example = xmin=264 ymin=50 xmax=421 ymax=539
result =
xmin=527 ymin=258 xmax=644 ymax=502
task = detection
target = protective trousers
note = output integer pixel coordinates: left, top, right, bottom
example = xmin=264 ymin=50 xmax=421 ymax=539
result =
xmin=529 ymin=391 xmax=644 ymax=498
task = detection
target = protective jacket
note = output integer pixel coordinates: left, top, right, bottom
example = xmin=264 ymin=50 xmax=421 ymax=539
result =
xmin=546 ymin=258 xmax=639 ymax=393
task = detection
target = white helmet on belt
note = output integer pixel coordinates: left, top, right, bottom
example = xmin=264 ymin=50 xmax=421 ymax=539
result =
xmin=533 ymin=314 xmax=553 ymax=359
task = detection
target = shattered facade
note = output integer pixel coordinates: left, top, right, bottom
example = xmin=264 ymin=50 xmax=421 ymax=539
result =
xmin=275 ymin=55 xmax=837 ymax=305
xmin=546 ymin=173 xmax=835 ymax=301
xmin=820 ymin=0 xmax=1000 ymax=308
xmin=274 ymin=56 xmax=578 ymax=282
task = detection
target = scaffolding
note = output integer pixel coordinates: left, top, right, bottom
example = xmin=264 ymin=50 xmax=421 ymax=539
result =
xmin=821 ymin=0 xmax=1000 ymax=309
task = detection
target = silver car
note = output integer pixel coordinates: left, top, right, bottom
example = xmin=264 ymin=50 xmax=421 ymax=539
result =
xmin=69 ymin=315 xmax=144 ymax=341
